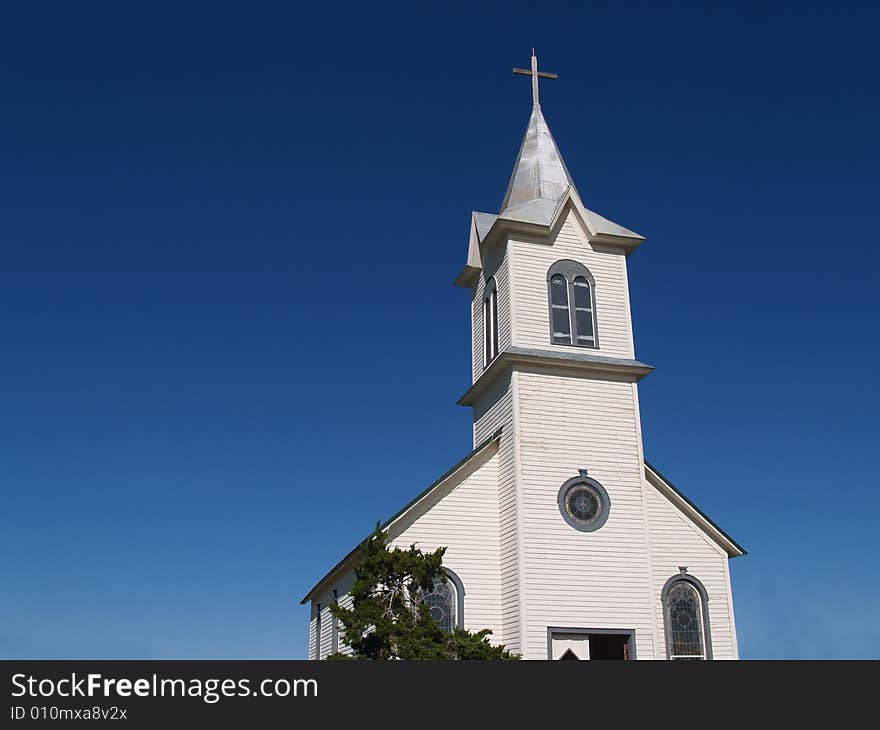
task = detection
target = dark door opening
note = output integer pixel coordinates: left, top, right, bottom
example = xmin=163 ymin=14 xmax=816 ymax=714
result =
xmin=588 ymin=634 xmax=629 ymax=660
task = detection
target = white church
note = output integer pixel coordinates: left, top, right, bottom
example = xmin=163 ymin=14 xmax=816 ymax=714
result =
xmin=302 ymin=54 xmax=745 ymax=661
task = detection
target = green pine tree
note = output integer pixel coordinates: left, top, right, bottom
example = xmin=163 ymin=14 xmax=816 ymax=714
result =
xmin=328 ymin=524 xmax=518 ymax=660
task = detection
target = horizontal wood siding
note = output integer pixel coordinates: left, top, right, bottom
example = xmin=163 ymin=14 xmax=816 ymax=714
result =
xmin=515 ymin=370 xmax=657 ymax=659
xmin=308 ymin=609 xmax=317 ymax=660
xmin=336 ymin=590 xmax=354 ymax=656
xmin=472 ymin=373 xmax=520 ymax=652
xmin=473 ymin=371 xmax=510 ymax=445
xmin=389 ymin=451 xmax=503 ymax=643
xmin=308 ymin=451 xmax=508 ymax=656
xmin=645 ymin=483 xmax=738 ymax=659
xmin=309 ymin=570 xmax=355 ymax=660
xmin=509 ymin=211 xmax=635 ymax=360
xmin=317 ymin=602 xmax=331 ymax=659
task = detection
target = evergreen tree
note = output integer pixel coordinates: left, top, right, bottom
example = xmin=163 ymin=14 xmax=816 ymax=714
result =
xmin=328 ymin=525 xmax=517 ymax=660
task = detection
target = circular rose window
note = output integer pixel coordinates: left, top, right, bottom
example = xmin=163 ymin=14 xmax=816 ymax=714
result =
xmin=565 ymin=484 xmax=601 ymax=525
xmin=558 ymin=474 xmax=610 ymax=532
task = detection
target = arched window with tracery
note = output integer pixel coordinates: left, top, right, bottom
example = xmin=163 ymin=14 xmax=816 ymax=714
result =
xmin=662 ymin=571 xmax=712 ymax=660
xmin=546 ymin=260 xmax=597 ymax=347
xmin=420 ymin=569 xmax=465 ymax=633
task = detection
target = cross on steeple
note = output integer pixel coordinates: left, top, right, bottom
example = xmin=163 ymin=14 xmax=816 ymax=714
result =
xmin=513 ymin=49 xmax=558 ymax=108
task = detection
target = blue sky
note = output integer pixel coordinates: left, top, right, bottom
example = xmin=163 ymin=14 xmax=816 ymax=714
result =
xmin=2 ymin=2 xmax=878 ymax=659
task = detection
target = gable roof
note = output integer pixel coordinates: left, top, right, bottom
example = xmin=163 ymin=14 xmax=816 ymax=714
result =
xmin=455 ymin=102 xmax=646 ymax=288
xmin=300 ymin=443 xmax=744 ymax=605
xmin=299 ymin=428 xmax=503 ymax=604
xmin=454 ymin=191 xmax=644 ymax=288
xmin=473 ymin=211 xmax=498 ymax=241
xmin=644 ymin=461 xmax=746 ymax=558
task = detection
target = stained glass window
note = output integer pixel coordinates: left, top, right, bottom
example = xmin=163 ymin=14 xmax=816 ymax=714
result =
xmin=557 ymin=474 xmax=611 ymax=532
xmin=422 ymin=578 xmax=456 ymax=633
xmin=565 ymin=484 xmax=601 ymax=525
xmin=665 ymin=581 xmax=706 ymax=659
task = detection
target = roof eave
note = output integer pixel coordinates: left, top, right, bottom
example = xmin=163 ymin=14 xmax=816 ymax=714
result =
xmin=453 ymin=265 xmax=481 ymax=288
xmin=469 ymin=194 xmax=645 ymax=253
xmin=644 ymin=461 xmax=747 ymax=558
xmin=592 ymin=232 xmax=646 ymax=254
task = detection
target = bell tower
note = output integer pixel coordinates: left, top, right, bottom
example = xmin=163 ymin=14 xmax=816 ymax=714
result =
xmin=454 ymin=52 xmax=660 ymax=659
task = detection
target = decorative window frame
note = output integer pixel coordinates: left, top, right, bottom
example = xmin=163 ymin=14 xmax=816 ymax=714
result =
xmin=422 ymin=567 xmax=466 ymax=631
xmin=442 ymin=568 xmax=466 ymax=630
xmin=546 ymin=259 xmax=599 ymax=349
xmin=482 ymin=277 xmax=499 ymax=368
xmin=661 ymin=569 xmax=713 ymax=660
xmin=557 ymin=471 xmax=611 ymax=532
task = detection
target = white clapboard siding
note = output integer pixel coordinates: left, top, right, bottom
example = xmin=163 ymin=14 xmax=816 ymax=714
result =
xmin=309 ymin=571 xmax=355 ymax=660
xmin=645 ymin=483 xmax=738 ymax=659
xmin=316 ymin=602 xmax=329 ymax=659
xmin=472 ymin=373 xmax=521 ymax=651
xmin=309 ymin=451 xmax=506 ymax=657
xmin=388 ymin=451 xmax=504 ymax=643
xmin=514 ymin=370 xmax=657 ymax=659
xmin=471 ymin=242 xmax=511 ymax=383
xmin=308 ymin=609 xmax=317 ymax=660
xmin=473 ymin=371 xmax=511 ymax=445
xmin=508 ymin=211 xmax=635 ymax=360
xmin=334 ymin=588 xmax=355 ymax=656
xmin=332 ymin=571 xmax=356 ymax=657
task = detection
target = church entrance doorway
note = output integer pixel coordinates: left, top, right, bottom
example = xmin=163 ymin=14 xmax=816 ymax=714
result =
xmin=548 ymin=629 xmax=635 ymax=660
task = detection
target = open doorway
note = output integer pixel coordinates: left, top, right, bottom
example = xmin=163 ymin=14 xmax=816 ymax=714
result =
xmin=548 ymin=629 xmax=635 ymax=660
xmin=588 ymin=633 xmax=630 ymax=660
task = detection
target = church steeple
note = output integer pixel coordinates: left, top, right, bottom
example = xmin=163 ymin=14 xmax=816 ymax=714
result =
xmin=499 ymin=104 xmax=578 ymax=224
xmin=501 ymin=51 xmax=576 ymax=224
xmin=454 ymin=52 xmax=644 ymax=289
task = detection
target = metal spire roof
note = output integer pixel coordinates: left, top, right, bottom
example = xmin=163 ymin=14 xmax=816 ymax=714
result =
xmin=454 ymin=52 xmax=646 ymax=287
xmin=499 ymin=103 xmax=577 ymax=225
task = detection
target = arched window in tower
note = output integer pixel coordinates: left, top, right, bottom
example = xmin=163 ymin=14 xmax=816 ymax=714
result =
xmin=662 ymin=572 xmax=712 ymax=660
xmin=546 ymin=260 xmax=598 ymax=347
xmin=420 ymin=569 xmax=465 ymax=633
xmin=483 ymin=278 xmax=499 ymax=367
xmin=549 ymin=274 xmax=571 ymax=344
xmin=572 ymin=276 xmax=595 ymax=346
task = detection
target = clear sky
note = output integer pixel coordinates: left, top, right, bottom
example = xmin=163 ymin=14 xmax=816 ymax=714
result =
xmin=2 ymin=2 xmax=878 ymax=660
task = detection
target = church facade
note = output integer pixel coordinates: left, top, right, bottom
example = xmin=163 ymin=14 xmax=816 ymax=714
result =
xmin=302 ymin=55 xmax=745 ymax=661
